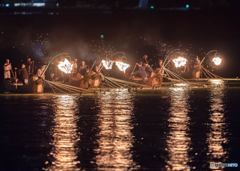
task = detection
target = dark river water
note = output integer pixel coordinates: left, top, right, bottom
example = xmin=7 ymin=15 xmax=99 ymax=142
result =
xmin=0 ymin=83 xmax=240 ymax=170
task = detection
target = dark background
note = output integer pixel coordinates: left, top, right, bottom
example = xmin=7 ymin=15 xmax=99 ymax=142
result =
xmin=1 ymin=1 xmax=240 ymax=80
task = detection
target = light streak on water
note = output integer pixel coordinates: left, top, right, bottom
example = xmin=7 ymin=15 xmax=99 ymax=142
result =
xmin=166 ymin=86 xmax=191 ymax=171
xmin=46 ymin=95 xmax=80 ymax=171
xmin=1 ymin=86 xmax=235 ymax=170
xmin=208 ymin=82 xmax=228 ymax=170
xmin=95 ymin=89 xmax=138 ymax=170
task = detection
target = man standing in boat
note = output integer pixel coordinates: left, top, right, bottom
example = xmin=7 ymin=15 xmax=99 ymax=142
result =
xmin=33 ymin=65 xmax=46 ymax=93
xmin=78 ymin=60 xmax=89 ymax=88
xmin=148 ymin=59 xmax=164 ymax=88
xmin=192 ymin=56 xmax=202 ymax=79
xmin=142 ymin=54 xmax=154 ymax=74
xmin=79 ymin=60 xmax=88 ymax=75
xmin=3 ymin=59 xmax=12 ymax=80
xmin=130 ymin=54 xmax=153 ymax=83
xmin=157 ymin=59 xmax=164 ymax=83
xmin=20 ymin=64 xmax=29 ymax=85
xmin=72 ymin=58 xmax=78 ymax=74
xmin=26 ymin=57 xmax=34 ymax=75
xmin=131 ymin=61 xmax=148 ymax=83
xmin=142 ymin=54 xmax=149 ymax=64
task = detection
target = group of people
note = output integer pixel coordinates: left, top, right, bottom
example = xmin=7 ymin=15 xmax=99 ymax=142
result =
xmin=2 ymin=54 xmax=203 ymax=92
xmin=49 ymin=58 xmax=103 ymax=89
xmin=3 ymin=58 xmax=35 ymax=84
xmin=130 ymin=54 xmax=164 ymax=87
xmin=60 ymin=55 xmax=165 ymax=89
xmin=3 ymin=58 xmax=46 ymax=92
xmin=130 ymin=54 xmax=202 ymax=87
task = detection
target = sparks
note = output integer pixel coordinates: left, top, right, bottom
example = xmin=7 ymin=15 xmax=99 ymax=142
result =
xmin=212 ymin=57 xmax=222 ymax=66
xmin=57 ymin=58 xmax=73 ymax=74
xmin=172 ymin=57 xmax=187 ymax=68
xmin=115 ymin=61 xmax=130 ymax=73
xmin=101 ymin=59 xmax=114 ymax=70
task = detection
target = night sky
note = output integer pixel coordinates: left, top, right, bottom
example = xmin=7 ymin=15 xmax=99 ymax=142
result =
xmin=0 ymin=0 xmax=240 ymax=79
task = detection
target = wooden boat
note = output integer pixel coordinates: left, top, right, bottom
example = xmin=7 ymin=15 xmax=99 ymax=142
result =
xmin=3 ymin=73 xmax=240 ymax=94
xmin=2 ymin=79 xmax=32 ymax=93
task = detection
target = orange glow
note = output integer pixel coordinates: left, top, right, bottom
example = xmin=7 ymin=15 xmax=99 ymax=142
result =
xmin=208 ymin=85 xmax=228 ymax=170
xmin=47 ymin=95 xmax=80 ymax=171
xmin=166 ymin=87 xmax=191 ymax=171
xmin=95 ymin=89 xmax=138 ymax=169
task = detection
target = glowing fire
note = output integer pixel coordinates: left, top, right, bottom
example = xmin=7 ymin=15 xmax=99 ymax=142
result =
xmin=101 ymin=59 xmax=114 ymax=70
xmin=212 ymin=57 xmax=222 ymax=66
xmin=115 ymin=61 xmax=130 ymax=73
xmin=57 ymin=58 xmax=73 ymax=74
xmin=172 ymin=57 xmax=187 ymax=68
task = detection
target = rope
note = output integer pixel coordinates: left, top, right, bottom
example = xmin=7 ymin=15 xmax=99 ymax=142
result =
xmin=105 ymin=76 xmax=148 ymax=87
xmin=163 ymin=67 xmax=189 ymax=83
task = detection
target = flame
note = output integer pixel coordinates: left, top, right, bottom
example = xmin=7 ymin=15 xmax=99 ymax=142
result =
xmin=115 ymin=61 xmax=130 ymax=73
xmin=101 ymin=59 xmax=114 ymax=70
xmin=172 ymin=57 xmax=187 ymax=68
xmin=212 ymin=57 xmax=222 ymax=66
xmin=57 ymin=58 xmax=73 ymax=74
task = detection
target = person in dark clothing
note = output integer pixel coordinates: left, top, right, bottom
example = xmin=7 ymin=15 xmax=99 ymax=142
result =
xmin=79 ymin=60 xmax=88 ymax=76
xmin=142 ymin=54 xmax=149 ymax=64
xmin=192 ymin=56 xmax=202 ymax=79
xmin=20 ymin=64 xmax=29 ymax=85
xmin=26 ymin=57 xmax=34 ymax=75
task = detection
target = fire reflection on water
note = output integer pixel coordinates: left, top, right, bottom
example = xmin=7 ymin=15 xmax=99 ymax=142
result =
xmin=208 ymin=82 xmax=228 ymax=170
xmin=46 ymin=95 xmax=80 ymax=171
xmin=166 ymin=86 xmax=191 ymax=171
xmin=96 ymin=89 xmax=137 ymax=170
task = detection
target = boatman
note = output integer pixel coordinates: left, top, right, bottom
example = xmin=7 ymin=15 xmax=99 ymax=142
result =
xmin=3 ymin=59 xmax=12 ymax=80
xmin=157 ymin=59 xmax=164 ymax=83
xmin=33 ymin=65 xmax=46 ymax=93
xmin=26 ymin=57 xmax=34 ymax=75
xmin=132 ymin=62 xmax=148 ymax=83
xmin=142 ymin=54 xmax=149 ymax=64
xmin=72 ymin=58 xmax=78 ymax=74
xmin=149 ymin=59 xmax=164 ymax=88
xmin=79 ymin=60 xmax=88 ymax=76
xmin=192 ymin=56 xmax=202 ymax=79
xmin=20 ymin=64 xmax=29 ymax=85
xmin=142 ymin=54 xmax=154 ymax=75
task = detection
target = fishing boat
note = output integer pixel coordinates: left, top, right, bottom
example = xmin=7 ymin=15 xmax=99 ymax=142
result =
xmin=2 ymin=50 xmax=240 ymax=94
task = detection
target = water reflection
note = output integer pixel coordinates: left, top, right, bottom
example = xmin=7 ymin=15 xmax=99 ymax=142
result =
xmin=96 ymin=89 xmax=137 ymax=170
xmin=166 ymin=86 xmax=191 ymax=171
xmin=47 ymin=95 xmax=80 ymax=171
xmin=208 ymin=80 xmax=228 ymax=170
